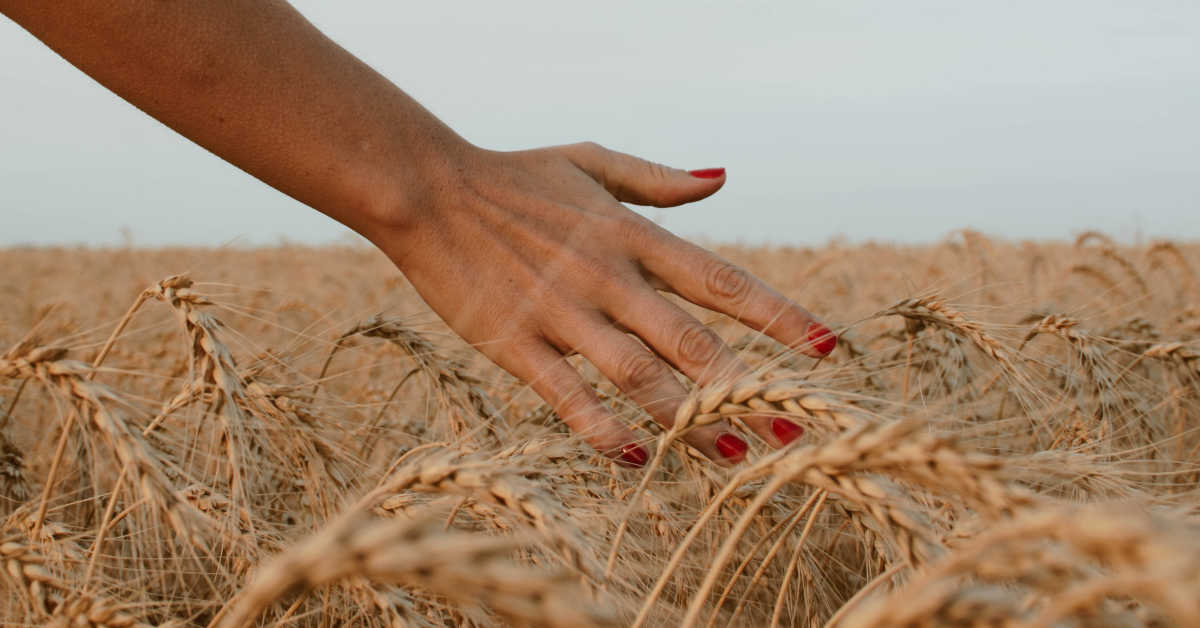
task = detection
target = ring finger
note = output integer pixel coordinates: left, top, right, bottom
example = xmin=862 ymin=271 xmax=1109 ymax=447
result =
xmin=560 ymin=312 xmax=750 ymax=466
xmin=609 ymin=290 xmax=806 ymax=450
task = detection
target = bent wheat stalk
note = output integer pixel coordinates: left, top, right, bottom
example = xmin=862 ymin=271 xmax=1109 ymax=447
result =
xmin=215 ymin=508 xmax=615 ymax=628
xmin=0 ymin=343 xmax=206 ymax=544
xmin=607 ymin=374 xmax=867 ymax=579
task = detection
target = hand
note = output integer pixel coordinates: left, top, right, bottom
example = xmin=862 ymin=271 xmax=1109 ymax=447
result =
xmin=0 ymin=2 xmax=834 ymax=466
xmin=368 ymin=142 xmax=837 ymax=467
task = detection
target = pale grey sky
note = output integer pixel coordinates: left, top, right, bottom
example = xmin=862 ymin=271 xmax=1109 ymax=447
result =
xmin=2 ymin=1 xmax=1198 ymax=246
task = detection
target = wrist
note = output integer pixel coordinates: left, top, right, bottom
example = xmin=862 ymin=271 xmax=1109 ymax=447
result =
xmin=354 ymin=130 xmax=483 ymax=245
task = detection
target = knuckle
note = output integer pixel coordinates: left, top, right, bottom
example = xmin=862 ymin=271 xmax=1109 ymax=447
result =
xmin=614 ymin=214 xmax=656 ymax=245
xmin=615 ymin=350 xmax=667 ymax=393
xmin=645 ymin=160 xmax=671 ymax=183
xmin=576 ymin=141 xmax=606 ymax=158
xmin=509 ymin=334 xmax=545 ymax=356
xmin=704 ymin=259 xmax=753 ymax=304
xmin=676 ymin=322 xmax=723 ymax=366
xmin=496 ymin=334 xmax=544 ymax=371
xmin=534 ymin=294 xmax=574 ymax=329
xmin=563 ymin=250 xmax=630 ymax=297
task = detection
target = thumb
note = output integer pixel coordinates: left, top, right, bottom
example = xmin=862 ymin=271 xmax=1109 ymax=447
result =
xmin=560 ymin=142 xmax=725 ymax=207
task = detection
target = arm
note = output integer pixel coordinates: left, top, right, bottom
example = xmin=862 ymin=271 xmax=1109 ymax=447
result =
xmin=0 ymin=0 xmax=463 ymax=238
xmin=1 ymin=0 xmax=836 ymax=467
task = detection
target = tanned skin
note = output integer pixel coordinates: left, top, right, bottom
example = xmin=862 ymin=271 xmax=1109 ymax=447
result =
xmin=1 ymin=1 xmax=836 ymax=466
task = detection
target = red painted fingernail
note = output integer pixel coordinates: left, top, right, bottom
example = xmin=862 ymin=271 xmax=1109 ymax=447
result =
xmin=714 ymin=433 xmax=748 ymax=463
xmin=618 ymin=443 xmax=649 ymax=468
xmin=771 ymin=418 xmax=804 ymax=445
xmin=807 ymin=323 xmax=838 ymax=355
xmin=688 ymin=167 xmax=725 ymax=179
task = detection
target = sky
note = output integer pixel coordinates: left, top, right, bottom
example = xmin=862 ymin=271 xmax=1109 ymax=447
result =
xmin=2 ymin=1 xmax=1198 ymax=247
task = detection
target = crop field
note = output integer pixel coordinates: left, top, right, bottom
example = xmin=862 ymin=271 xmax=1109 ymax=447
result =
xmin=1 ymin=233 xmax=1198 ymax=626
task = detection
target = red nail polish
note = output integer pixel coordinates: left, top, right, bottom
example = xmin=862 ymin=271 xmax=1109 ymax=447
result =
xmin=688 ymin=167 xmax=725 ymax=179
xmin=715 ymin=433 xmax=748 ymax=463
xmin=771 ymin=418 xmax=804 ymax=445
xmin=618 ymin=443 xmax=649 ymax=468
xmin=807 ymin=323 xmax=837 ymax=355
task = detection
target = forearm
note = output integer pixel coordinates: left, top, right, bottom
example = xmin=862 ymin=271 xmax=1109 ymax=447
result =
xmin=1 ymin=0 xmax=469 ymax=238
xmin=3 ymin=1 xmax=838 ymax=468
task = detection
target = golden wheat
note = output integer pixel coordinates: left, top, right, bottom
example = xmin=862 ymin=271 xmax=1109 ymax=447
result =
xmin=1 ymin=237 xmax=1198 ymax=626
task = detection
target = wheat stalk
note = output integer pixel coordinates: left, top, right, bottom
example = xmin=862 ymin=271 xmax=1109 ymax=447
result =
xmin=4 ymin=241 xmax=1200 ymax=626
xmin=215 ymin=508 xmax=616 ymax=628
xmin=874 ymin=296 xmax=1020 ymax=381
xmin=842 ymin=504 xmax=1200 ymax=627
xmin=0 ymin=342 xmax=206 ymax=544
xmin=364 ymin=446 xmax=601 ymax=582
xmin=3 ymin=532 xmax=153 ymax=627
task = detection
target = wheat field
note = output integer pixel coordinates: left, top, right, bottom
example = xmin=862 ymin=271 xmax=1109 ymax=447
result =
xmin=1 ymin=232 xmax=1198 ymax=627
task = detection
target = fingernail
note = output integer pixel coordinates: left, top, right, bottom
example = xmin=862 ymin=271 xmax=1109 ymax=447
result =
xmin=618 ymin=443 xmax=649 ymax=468
xmin=688 ymin=167 xmax=725 ymax=179
xmin=714 ymin=433 xmax=748 ymax=463
xmin=771 ymin=417 xmax=804 ymax=445
xmin=807 ymin=322 xmax=838 ymax=355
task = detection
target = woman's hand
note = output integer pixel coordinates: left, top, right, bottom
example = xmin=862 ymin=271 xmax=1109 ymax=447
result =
xmin=0 ymin=1 xmax=835 ymax=466
xmin=367 ymin=141 xmax=836 ymax=467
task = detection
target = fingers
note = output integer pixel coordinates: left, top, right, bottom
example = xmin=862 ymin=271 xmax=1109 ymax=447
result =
xmin=505 ymin=339 xmax=649 ymax=467
xmin=559 ymin=141 xmax=725 ymax=208
xmin=617 ymin=287 xmax=749 ymax=385
xmin=561 ymin=314 xmax=750 ymax=466
xmin=636 ymin=232 xmax=837 ymax=358
xmin=609 ymin=290 xmax=804 ymax=450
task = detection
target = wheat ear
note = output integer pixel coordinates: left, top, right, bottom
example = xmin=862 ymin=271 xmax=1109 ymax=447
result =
xmin=215 ymin=508 xmax=615 ymax=628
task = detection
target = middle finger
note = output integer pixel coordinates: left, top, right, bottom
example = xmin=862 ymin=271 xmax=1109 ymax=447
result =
xmin=611 ymin=289 xmax=806 ymax=449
